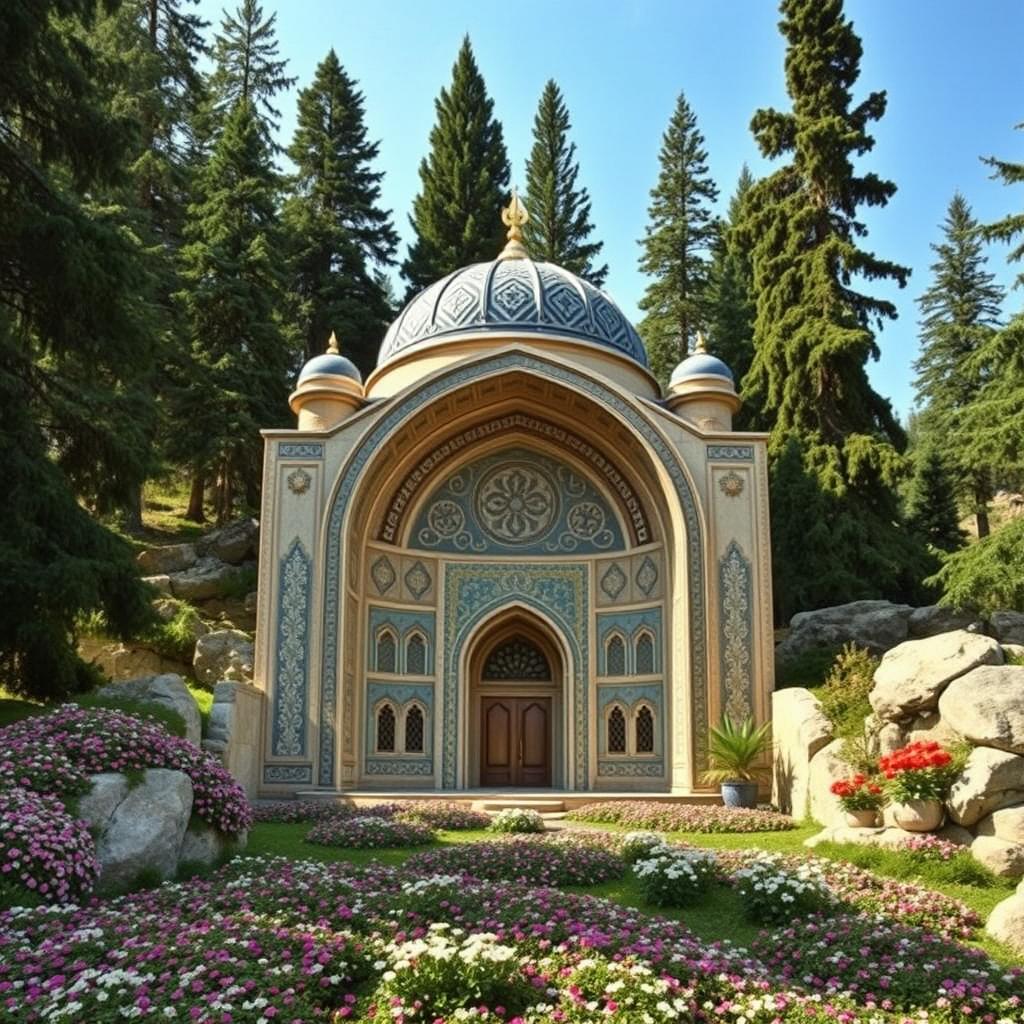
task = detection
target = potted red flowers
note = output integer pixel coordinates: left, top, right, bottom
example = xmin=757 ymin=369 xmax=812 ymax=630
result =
xmin=879 ymin=740 xmax=956 ymax=832
xmin=830 ymin=773 xmax=884 ymax=827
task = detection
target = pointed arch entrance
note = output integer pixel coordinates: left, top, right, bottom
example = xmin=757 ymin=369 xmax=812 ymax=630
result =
xmin=466 ymin=609 xmax=566 ymax=788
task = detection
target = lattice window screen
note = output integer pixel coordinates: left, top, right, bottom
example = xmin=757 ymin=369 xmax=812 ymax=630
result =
xmin=635 ymin=706 xmax=655 ymax=753
xmin=404 ymin=706 xmax=425 ymax=753
xmin=635 ymin=633 xmax=655 ymax=675
xmin=606 ymin=635 xmax=626 ymax=676
xmin=376 ymin=705 xmax=396 ymax=752
xmin=607 ymin=706 xmax=627 ymax=753
xmin=406 ymin=634 xmax=427 ymax=675
xmin=482 ymin=638 xmax=552 ymax=680
xmin=376 ymin=631 xmax=397 ymax=673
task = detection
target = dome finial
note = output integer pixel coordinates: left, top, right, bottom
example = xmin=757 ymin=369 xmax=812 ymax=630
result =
xmin=694 ymin=330 xmax=708 ymax=354
xmin=326 ymin=330 xmax=340 ymax=355
xmin=498 ymin=187 xmax=530 ymax=260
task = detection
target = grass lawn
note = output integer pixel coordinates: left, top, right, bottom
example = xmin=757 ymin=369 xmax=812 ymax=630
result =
xmin=245 ymin=819 xmax=1022 ymax=962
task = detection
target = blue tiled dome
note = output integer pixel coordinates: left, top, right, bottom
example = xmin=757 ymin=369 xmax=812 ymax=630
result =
xmin=298 ymin=352 xmax=362 ymax=385
xmin=377 ymin=259 xmax=648 ymax=368
xmin=669 ymin=352 xmax=735 ymax=388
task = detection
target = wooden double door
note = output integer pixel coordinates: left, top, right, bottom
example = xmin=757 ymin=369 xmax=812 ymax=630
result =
xmin=480 ymin=696 xmax=551 ymax=787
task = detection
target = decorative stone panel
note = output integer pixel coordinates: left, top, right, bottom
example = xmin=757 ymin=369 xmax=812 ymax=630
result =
xmin=271 ymin=539 xmax=311 ymax=758
xmin=718 ymin=541 xmax=754 ymax=722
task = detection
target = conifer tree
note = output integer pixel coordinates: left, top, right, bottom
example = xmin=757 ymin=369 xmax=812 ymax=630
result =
xmin=171 ymin=100 xmax=294 ymax=523
xmin=0 ymin=0 xmax=154 ymax=699
xmin=283 ymin=49 xmax=398 ymax=372
xmin=708 ymin=165 xmax=757 ymax=422
xmin=402 ymin=37 xmax=510 ymax=293
xmin=982 ymin=124 xmax=1024 ymax=288
xmin=905 ymin=445 xmax=964 ymax=553
xmin=738 ymin=0 xmax=920 ymax=613
xmin=914 ymin=193 xmax=1004 ymax=537
xmin=637 ymin=92 xmax=719 ymax=388
xmin=523 ymin=80 xmax=607 ymax=285
xmin=208 ymin=0 xmax=295 ymax=141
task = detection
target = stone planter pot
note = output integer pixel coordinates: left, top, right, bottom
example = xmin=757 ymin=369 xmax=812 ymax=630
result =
xmin=845 ymin=808 xmax=879 ymax=828
xmin=891 ymin=798 xmax=944 ymax=832
xmin=721 ymin=781 xmax=759 ymax=808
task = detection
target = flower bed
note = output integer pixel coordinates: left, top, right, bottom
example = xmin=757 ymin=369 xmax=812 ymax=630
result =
xmin=397 ymin=800 xmax=492 ymax=830
xmin=633 ymin=845 xmax=717 ymax=906
xmin=0 ymin=705 xmax=252 ymax=836
xmin=489 ymin=806 xmax=546 ymax=833
xmin=404 ymin=835 xmax=625 ymax=887
xmin=305 ymin=815 xmax=435 ymax=848
xmin=733 ymin=851 xmax=834 ymax=924
xmin=252 ymin=800 xmax=403 ymax=824
xmin=0 ymin=788 xmax=99 ymax=906
xmin=1 ymin=854 xmax=1019 ymax=1024
xmin=566 ymin=799 xmax=795 ymax=833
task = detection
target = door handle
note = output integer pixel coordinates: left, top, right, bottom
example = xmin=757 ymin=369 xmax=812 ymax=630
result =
xmin=518 ymin=735 xmax=523 ymax=764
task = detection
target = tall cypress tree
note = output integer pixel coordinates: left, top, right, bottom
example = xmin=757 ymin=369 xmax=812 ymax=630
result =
xmin=738 ymin=0 xmax=920 ymax=613
xmin=708 ymin=165 xmax=757 ymax=422
xmin=402 ymin=37 xmax=510 ymax=293
xmin=522 ymin=80 xmax=607 ymax=286
xmin=207 ymin=0 xmax=295 ymax=141
xmin=171 ymin=100 xmax=294 ymax=523
xmin=283 ymin=49 xmax=398 ymax=372
xmin=914 ymin=193 xmax=1004 ymax=537
xmin=0 ymin=0 xmax=154 ymax=699
xmin=637 ymin=92 xmax=719 ymax=388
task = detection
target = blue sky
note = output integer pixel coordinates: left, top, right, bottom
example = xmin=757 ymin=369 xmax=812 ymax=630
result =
xmin=197 ymin=0 xmax=1024 ymax=419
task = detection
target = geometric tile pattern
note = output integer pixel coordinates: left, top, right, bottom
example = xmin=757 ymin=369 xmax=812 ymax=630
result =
xmin=719 ymin=540 xmax=754 ymax=723
xmin=271 ymin=538 xmax=311 ymax=758
xmin=378 ymin=258 xmax=648 ymax=368
xmin=370 ymin=555 xmax=397 ymax=595
xmin=635 ymin=555 xmax=659 ymax=597
xmin=599 ymin=563 xmax=627 ymax=601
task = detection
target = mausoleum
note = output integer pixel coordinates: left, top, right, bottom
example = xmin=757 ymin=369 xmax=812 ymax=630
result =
xmin=254 ymin=196 xmax=774 ymax=797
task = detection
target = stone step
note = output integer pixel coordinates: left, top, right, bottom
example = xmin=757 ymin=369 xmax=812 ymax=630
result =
xmin=479 ymin=798 xmax=567 ymax=813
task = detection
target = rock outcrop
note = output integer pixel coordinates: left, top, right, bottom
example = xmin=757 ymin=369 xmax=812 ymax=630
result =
xmin=776 ymin=600 xmax=914 ymax=664
xmin=947 ymin=746 xmax=1024 ymax=827
xmin=193 ymin=629 xmax=255 ymax=686
xmin=939 ymin=665 xmax=1024 ymax=754
xmin=771 ymin=687 xmax=833 ymax=818
xmin=96 ymin=673 xmax=202 ymax=746
xmin=986 ymin=882 xmax=1024 ymax=955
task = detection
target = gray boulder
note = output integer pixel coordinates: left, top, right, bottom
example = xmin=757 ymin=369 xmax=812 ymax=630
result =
xmin=1004 ymin=644 xmax=1024 ymax=661
xmin=986 ymin=892 xmax=1024 ymax=954
xmin=991 ymin=611 xmax=1024 ymax=646
xmin=808 ymin=738 xmax=850 ymax=826
xmin=869 ymin=630 xmax=1003 ymax=722
xmin=939 ymin=665 xmax=1024 ymax=754
xmin=89 ymin=769 xmax=194 ymax=890
xmin=771 ymin=687 xmax=833 ymax=818
xmin=908 ymin=605 xmax=981 ymax=638
xmin=199 ymin=517 xmax=259 ymax=565
xmin=137 ymin=542 xmax=197 ymax=576
xmin=143 ymin=574 xmax=173 ymax=595
xmin=971 ymin=834 xmax=1024 ymax=878
xmin=169 ymin=557 xmax=246 ymax=602
xmin=193 ymin=629 xmax=254 ymax=686
xmin=96 ymin=673 xmax=201 ymax=745
xmin=77 ymin=773 xmax=130 ymax=833
xmin=975 ymin=804 xmax=1024 ymax=845
xmin=776 ymin=600 xmax=913 ymax=663
xmin=947 ymin=746 xmax=1024 ymax=826
xmin=179 ymin=823 xmax=247 ymax=868
xmin=904 ymin=711 xmax=963 ymax=749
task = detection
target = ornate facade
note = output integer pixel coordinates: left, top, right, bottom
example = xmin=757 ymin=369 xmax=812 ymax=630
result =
xmin=253 ymin=199 xmax=774 ymax=796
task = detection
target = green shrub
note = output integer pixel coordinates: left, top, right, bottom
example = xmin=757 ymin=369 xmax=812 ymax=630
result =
xmin=818 ymin=644 xmax=878 ymax=739
xmin=774 ymin=644 xmax=841 ymax=689
xmin=143 ymin=601 xmax=204 ymax=663
xmin=927 ymin=516 xmax=1024 ymax=614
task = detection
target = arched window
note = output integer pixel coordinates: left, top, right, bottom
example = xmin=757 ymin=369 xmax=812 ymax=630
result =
xmin=376 ymin=704 xmax=396 ymax=752
xmin=635 ymin=705 xmax=655 ymax=754
xmin=404 ymin=705 xmax=425 ymax=753
xmin=605 ymin=634 xmax=626 ymax=677
xmin=406 ymin=633 xmax=427 ymax=676
xmin=607 ymin=705 xmax=627 ymax=754
xmin=376 ymin=629 xmax=397 ymax=673
xmin=482 ymin=637 xmax=552 ymax=681
xmin=635 ymin=632 xmax=655 ymax=675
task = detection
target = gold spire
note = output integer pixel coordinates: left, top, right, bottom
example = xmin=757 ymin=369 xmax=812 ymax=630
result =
xmin=498 ymin=187 xmax=530 ymax=259
xmin=326 ymin=331 xmax=340 ymax=355
xmin=694 ymin=331 xmax=708 ymax=354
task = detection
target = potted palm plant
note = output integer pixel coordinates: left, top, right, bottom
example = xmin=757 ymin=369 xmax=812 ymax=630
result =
xmin=701 ymin=714 xmax=771 ymax=808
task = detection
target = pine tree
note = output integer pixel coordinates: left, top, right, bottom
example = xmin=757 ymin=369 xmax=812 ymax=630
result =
xmin=522 ymin=80 xmax=607 ymax=285
xmin=914 ymin=193 xmax=1004 ymax=537
xmin=170 ymin=100 xmax=294 ymax=523
xmin=283 ymin=49 xmax=398 ymax=372
xmin=207 ymin=0 xmax=295 ymax=141
xmin=402 ymin=37 xmax=510 ymax=293
xmin=708 ymin=165 xmax=757 ymax=421
xmin=982 ymin=123 xmax=1024 ymax=288
xmin=0 ymin=0 xmax=154 ymax=699
xmin=738 ymin=0 xmax=920 ymax=613
xmin=905 ymin=445 xmax=965 ymax=552
xmin=637 ymin=92 xmax=719 ymax=388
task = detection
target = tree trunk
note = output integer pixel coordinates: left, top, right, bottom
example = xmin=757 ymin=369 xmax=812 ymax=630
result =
xmin=186 ymin=471 xmax=206 ymax=523
xmin=122 ymin=482 xmax=145 ymax=535
xmin=217 ymin=461 xmax=234 ymax=526
xmin=973 ymin=478 xmax=991 ymax=540
xmin=975 ymin=507 xmax=990 ymax=540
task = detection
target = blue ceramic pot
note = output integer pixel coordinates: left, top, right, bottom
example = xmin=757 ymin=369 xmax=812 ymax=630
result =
xmin=720 ymin=781 xmax=759 ymax=808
